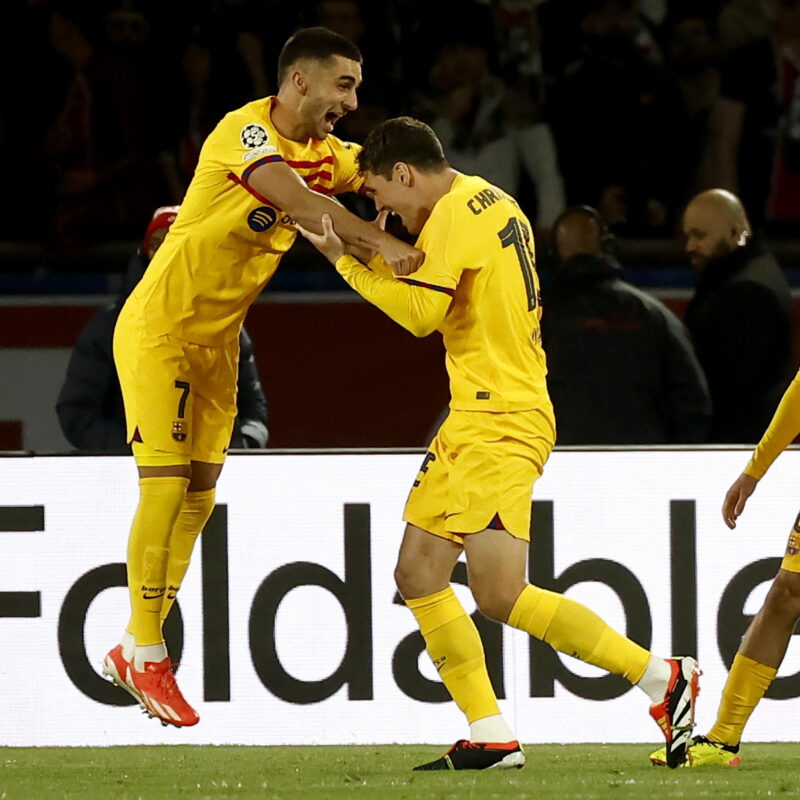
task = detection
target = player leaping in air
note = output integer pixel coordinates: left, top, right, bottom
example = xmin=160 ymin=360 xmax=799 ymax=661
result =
xmin=103 ymin=27 xmax=422 ymax=728
xmin=299 ymin=116 xmax=700 ymax=770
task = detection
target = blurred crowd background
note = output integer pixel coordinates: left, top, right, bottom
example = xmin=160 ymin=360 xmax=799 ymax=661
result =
xmin=4 ymin=0 xmax=800 ymax=450
xmin=3 ymin=0 xmax=799 ymax=281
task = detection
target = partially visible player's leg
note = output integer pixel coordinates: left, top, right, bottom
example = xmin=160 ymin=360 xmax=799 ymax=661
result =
xmin=159 ymin=341 xmax=236 ymax=628
xmin=117 ymin=461 xmax=224 ymax=728
xmin=102 ymin=459 xmax=191 ymax=715
xmin=652 ymin=539 xmax=800 ymax=767
xmin=106 ymin=456 xmax=200 ymax=727
xmin=452 ymin=407 xmax=697 ymax=768
xmin=106 ymin=319 xmax=234 ymax=726
xmin=402 ymin=414 xmax=524 ymax=771
xmin=128 ymin=462 xmax=191 ymax=657
xmin=160 ymin=461 xmax=222 ymax=625
xmin=710 ymin=568 xmax=800 ymax=742
xmin=396 ymin=524 xmax=500 ymax=729
xmin=466 ymin=528 xmax=653 ymax=684
xmin=466 ymin=529 xmax=698 ymax=766
xmin=397 ymin=525 xmax=523 ymax=771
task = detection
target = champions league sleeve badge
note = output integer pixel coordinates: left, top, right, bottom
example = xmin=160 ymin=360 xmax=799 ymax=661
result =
xmin=241 ymin=124 xmax=269 ymax=149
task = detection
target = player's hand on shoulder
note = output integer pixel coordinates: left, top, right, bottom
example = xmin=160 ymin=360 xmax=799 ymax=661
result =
xmin=722 ymin=472 xmax=758 ymax=530
xmin=297 ymin=214 xmax=346 ymax=263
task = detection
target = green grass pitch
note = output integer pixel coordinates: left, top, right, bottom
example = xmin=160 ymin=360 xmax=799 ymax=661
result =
xmin=1 ymin=743 xmax=798 ymax=799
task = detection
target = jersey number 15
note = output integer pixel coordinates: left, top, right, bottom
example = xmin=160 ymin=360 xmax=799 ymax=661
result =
xmin=498 ymin=217 xmax=538 ymax=311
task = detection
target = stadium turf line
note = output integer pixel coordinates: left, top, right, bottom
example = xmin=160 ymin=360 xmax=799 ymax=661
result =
xmin=1 ymin=743 xmax=798 ymax=799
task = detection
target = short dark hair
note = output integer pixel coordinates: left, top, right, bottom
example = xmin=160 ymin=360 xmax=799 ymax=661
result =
xmin=358 ymin=117 xmax=448 ymax=178
xmin=277 ymin=26 xmax=362 ymax=86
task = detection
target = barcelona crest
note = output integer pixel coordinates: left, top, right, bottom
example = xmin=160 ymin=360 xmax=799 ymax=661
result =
xmin=172 ymin=420 xmax=188 ymax=442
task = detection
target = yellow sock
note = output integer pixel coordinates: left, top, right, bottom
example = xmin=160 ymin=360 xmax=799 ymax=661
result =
xmin=126 ymin=477 xmax=189 ymax=645
xmin=160 ymin=488 xmax=215 ymax=625
xmin=508 ymin=584 xmax=651 ymax=683
xmin=707 ymin=653 xmax=777 ymax=747
xmin=407 ymin=586 xmax=500 ymax=723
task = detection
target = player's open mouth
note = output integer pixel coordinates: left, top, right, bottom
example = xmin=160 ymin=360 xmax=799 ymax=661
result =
xmin=324 ymin=112 xmax=342 ymax=131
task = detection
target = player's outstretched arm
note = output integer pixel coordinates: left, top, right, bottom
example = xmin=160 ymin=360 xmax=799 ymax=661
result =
xmin=248 ymin=161 xmax=422 ymax=275
xmin=722 ymin=473 xmax=758 ymax=530
xmin=722 ymin=372 xmax=800 ymax=529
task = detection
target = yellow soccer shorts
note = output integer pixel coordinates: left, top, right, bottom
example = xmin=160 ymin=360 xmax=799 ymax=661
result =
xmin=113 ymin=305 xmax=239 ymax=466
xmin=780 ymin=512 xmax=800 ymax=572
xmin=404 ymin=407 xmax=555 ymax=543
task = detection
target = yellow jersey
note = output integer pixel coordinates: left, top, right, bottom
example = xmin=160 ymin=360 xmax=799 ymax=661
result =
xmin=127 ymin=96 xmax=362 ymax=345
xmin=337 ymin=173 xmax=551 ymax=413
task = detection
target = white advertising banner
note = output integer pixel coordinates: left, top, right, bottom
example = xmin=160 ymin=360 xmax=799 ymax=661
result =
xmin=1 ymin=450 xmax=799 ymax=747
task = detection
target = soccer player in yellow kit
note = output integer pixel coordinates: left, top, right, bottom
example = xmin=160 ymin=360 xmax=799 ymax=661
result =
xmin=300 ymin=117 xmax=700 ymax=770
xmin=102 ymin=27 xmax=422 ymax=727
xmin=651 ymin=372 xmax=800 ymax=767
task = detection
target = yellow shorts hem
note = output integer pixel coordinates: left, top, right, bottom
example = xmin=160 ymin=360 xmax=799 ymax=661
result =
xmin=780 ymin=554 xmax=800 ymax=573
xmin=132 ymin=442 xmax=192 ymax=467
xmin=403 ymin=511 xmax=530 ymax=545
xmin=447 ymin=510 xmax=530 ymax=542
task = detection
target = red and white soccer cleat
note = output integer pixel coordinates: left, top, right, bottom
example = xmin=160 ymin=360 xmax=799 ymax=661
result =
xmin=649 ymin=656 xmax=701 ymax=768
xmin=102 ymin=645 xmax=144 ymax=707
xmin=127 ymin=657 xmax=200 ymax=727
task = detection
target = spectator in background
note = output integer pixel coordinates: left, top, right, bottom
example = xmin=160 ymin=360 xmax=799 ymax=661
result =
xmin=541 ymin=205 xmax=711 ymax=444
xmin=490 ymin=0 xmax=543 ymax=79
xmin=421 ymin=30 xmax=566 ymax=229
xmin=56 ymin=206 xmax=269 ymax=451
xmin=0 ymin=0 xmax=69 ymax=243
xmin=102 ymin=1 xmax=184 ymax=205
xmin=200 ymin=0 xmax=276 ymax=114
xmin=158 ymin=34 xmax=217 ymax=201
xmin=708 ymin=0 xmax=800 ymax=231
xmin=157 ymin=3 xmax=304 ymax=202
xmin=313 ymin=0 xmax=400 ymax=92
xmin=663 ymin=8 xmax=721 ymax=204
xmin=683 ymin=189 xmax=793 ymax=442
xmin=548 ymin=0 xmax=684 ymax=234
xmin=43 ymin=4 xmax=157 ymax=257
xmin=716 ymin=0 xmax=775 ymax=53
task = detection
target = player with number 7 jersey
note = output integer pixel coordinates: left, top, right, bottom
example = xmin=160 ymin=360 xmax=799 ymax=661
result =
xmin=104 ymin=27 xmax=423 ymax=730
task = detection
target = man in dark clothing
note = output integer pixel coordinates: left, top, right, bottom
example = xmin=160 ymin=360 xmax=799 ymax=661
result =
xmin=708 ymin=0 xmax=800 ymax=230
xmin=541 ymin=206 xmax=711 ymax=444
xmin=683 ymin=189 xmax=794 ymax=443
xmin=57 ymin=206 xmax=269 ymax=451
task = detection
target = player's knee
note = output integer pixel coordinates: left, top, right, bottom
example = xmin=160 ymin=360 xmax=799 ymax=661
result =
xmin=472 ymin=583 xmax=519 ymax=623
xmin=188 ymin=461 xmax=223 ymax=492
xmin=394 ymin=560 xmax=416 ymax=599
xmin=394 ymin=559 xmax=445 ymax=600
xmin=766 ymin=570 xmax=800 ymax=619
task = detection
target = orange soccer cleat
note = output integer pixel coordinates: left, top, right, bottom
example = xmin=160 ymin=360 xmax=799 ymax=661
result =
xmin=126 ymin=657 xmax=200 ymax=727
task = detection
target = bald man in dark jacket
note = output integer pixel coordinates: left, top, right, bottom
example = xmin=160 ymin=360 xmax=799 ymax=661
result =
xmin=683 ymin=189 xmax=794 ymax=443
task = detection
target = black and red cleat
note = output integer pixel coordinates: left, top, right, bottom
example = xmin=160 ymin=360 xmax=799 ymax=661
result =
xmin=413 ymin=739 xmax=525 ymax=771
